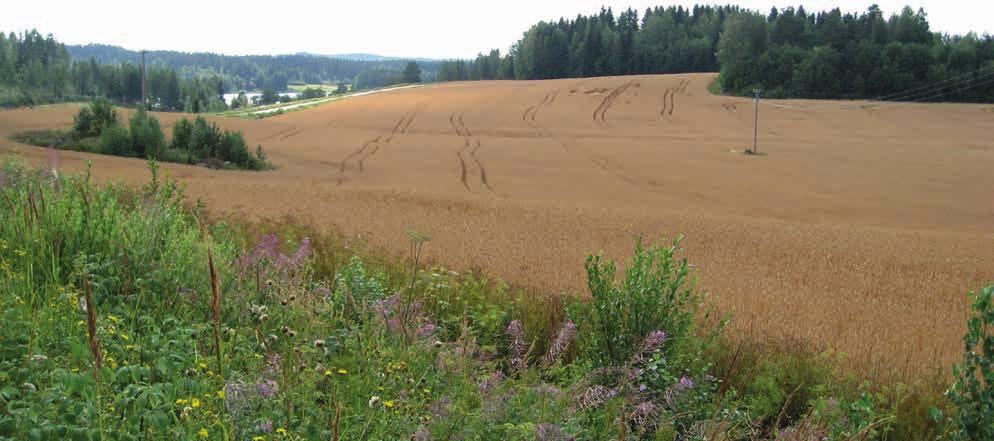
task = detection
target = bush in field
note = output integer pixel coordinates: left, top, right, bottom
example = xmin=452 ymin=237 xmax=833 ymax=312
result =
xmin=568 ymin=237 xmax=701 ymax=367
xmin=300 ymin=87 xmax=326 ymax=99
xmin=72 ymin=98 xmax=118 ymax=138
xmin=172 ymin=116 xmax=268 ymax=170
xmin=947 ymin=285 xmax=994 ymax=440
xmin=98 ymin=125 xmax=131 ymax=156
xmin=171 ymin=117 xmax=192 ymax=152
xmin=128 ymin=107 xmax=165 ymax=159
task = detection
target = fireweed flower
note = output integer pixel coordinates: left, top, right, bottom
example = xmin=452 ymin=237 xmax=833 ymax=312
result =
xmin=630 ymin=401 xmax=660 ymax=428
xmin=545 ymin=320 xmax=576 ymax=364
xmin=506 ymin=320 xmax=527 ymax=372
xmin=258 ymin=380 xmax=279 ymax=398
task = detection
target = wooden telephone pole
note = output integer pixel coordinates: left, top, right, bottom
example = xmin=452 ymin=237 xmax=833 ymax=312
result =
xmin=752 ymin=88 xmax=761 ymax=154
xmin=141 ymin=50 xmax=147 ymax=110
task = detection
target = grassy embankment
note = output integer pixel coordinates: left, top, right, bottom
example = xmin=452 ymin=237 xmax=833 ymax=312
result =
xmin=0 ymin=154 xmax=988 ymax=440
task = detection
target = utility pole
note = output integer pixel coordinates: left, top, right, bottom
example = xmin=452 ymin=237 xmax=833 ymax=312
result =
xmin=752 ymin=88 xmax=761 ymax=154
xmin=141 ymin=50 xmax=147 ymax=110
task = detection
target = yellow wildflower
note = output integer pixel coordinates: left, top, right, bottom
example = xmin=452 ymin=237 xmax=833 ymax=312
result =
xmin=191 ymin=398 xmax=201 ymax=408
xmin=198 ymin=427 xmax=209 ymax=438
xmin=198 ymin=362 xmax=208 ymax=370
xmin=217 ymin=390 xmax=225 ymax=399
xmin=276 ymin=427 xmax=288 ymax=435
xmin=337 ymin=368 xmax=348 ymax=375
xmin=176 ymin=398 xmax=189 ymax=405
xmin=106 ymin=314 xmax=121 ymax=324
xmin=384 ymin=400 xmax=395 ymax=409
xmin=323 ymin=370 xmax=333 ymax=377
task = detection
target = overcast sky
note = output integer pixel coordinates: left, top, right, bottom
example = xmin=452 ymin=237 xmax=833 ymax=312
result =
xmin=3 ymin=1 xmax=992 ymax=59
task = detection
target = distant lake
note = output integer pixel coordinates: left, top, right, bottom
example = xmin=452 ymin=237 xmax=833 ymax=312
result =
xmin=223 ymin=92 xmax=298 ymax=105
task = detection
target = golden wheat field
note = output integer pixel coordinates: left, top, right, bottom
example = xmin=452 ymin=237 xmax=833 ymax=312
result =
xmin=2 ymin=73 xmax=992 ymax=381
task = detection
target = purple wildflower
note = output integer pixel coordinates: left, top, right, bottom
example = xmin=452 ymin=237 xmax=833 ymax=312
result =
xmin=258 ymin=379 xmax=279 ymax=398
xmin=240 ymin=234 xmax=280 ymax=274
xmin=632 ymin=330 xmax=667 ymax=364
xmin=663 ymin=376 xmax=695 ymax=408
xmin=265 ymin=353 xmax=282 ymax=378
xmin=545 ymin=320 xmax=576 ymax=365
xmin=416 ymin=322 xmax=437 ymax=337
xmin=577 ymin=385 xmax=618 ymax=410
xmin=256 ymin=420 xmax=273 ymax=433
xmin=280 ymin=237 xmax=311 ymax=271
xmin=477 ymin=370 xmax=505 ymax=393
xmin=506 ymin=320 xmax=528 ymax=372
xmin=536 ymin=423 xmax=566 ymax=441
xmin=630 ymin=401 xmax=660 ymax=428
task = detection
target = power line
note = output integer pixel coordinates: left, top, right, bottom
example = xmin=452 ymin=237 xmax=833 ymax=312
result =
xmin=870 ymin=66 xmax=994 ymax=102
xmin=758 ymin=68 xmax=994 ymax=111
xmin=903 ymin=75 xmax=994 ymax=103
xmin=874 ymin=68 xmax=994 ymax=103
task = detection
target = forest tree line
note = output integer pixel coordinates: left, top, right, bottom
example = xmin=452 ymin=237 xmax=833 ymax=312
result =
xmin=1 ymin=30 xmax=231 ymax=110
xmin=0 ymin=31 xmax=434 ymax=109
xmin=438 ymin=4 xmax=994 ymax=103
xmin=68 ymin=44 xmax=440 ymax=92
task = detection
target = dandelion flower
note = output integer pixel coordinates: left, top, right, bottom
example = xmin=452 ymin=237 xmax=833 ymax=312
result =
xmin=198 ymin=428 xmax=209 ymax=439
xmin=337 ymin=368 xmax=348 ymax=375
xmin=191 ymin=398 xmax=201 ymax=408
xmin=323 ymin=370 xmax=333 ymax=377
xmin=276 ymin=427 xmax=288 ymax=435
xmin=384 ymin=400 xmax=395 ymax=409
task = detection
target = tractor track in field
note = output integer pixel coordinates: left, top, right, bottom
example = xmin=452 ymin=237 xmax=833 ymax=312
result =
xmin=336 ymin=104 xmax=423 ymax=182
xmin=660 ymin=79 xmax=690 ymax=118
xmin=593 ymin=80 xmax=637 ymax=126
xmin=280 ymin=128 xmax=303 ymax=140
xmin=261 ymin=127 xmax=297 ymax=141
xmin=515 ymin=81 xmax=664 ymax=193
xmin=522 ymin=91 xmax=559 ymax=123
xmin=450 ymin=112 xmax=491 ymax=192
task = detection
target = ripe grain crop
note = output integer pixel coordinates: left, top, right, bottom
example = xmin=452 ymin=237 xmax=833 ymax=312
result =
xmin=2 ymin=73 xmax=992 ymax=382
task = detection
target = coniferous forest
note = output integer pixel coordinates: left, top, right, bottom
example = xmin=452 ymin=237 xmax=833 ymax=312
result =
xmin=438 ymin=5 xmax=994 ymax=102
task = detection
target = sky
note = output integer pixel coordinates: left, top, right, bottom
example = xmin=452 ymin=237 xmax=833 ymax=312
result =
xmin=3 ymin=1 xmax=993 ymax=59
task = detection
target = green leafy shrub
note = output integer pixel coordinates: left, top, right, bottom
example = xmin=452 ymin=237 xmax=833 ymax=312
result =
xmin=173 ymin=116 xmax=268 ymax=170
xmin=73 ymin=98 xmax=118 ymax=138
xmin=128 ymin=107 xmax=165 ymax=159
xmin=947 ymin=285 xmax=994 ymax=440
xmin=99 ymin=125 xmax=132 ymax=156
xmin=568 ymin=237 xmax=701 ymax=366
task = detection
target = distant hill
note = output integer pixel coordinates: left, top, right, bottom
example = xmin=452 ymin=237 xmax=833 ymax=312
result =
xmin=67 ymin=44 xmax=441 ymax=91
xmin=307 ymin=53 xmax=440 ymax=63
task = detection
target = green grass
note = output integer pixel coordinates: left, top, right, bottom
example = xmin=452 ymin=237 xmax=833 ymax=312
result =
xmin=0 ymin=155 xmax=978 ymax=440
